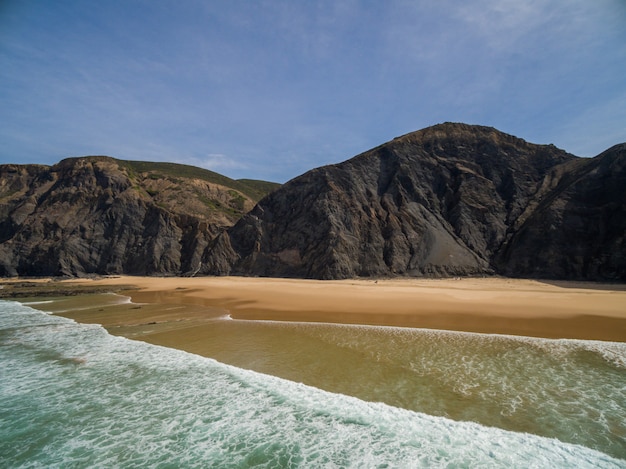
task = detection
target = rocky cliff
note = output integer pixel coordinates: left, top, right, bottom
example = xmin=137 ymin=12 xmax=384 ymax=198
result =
xmin=0 ymin=156 xmax=278 ymax=277
xmin=495 ymin=143 xmax=626 ymax=280
xmin=2 ymin=124 xmax=624 ymax=281
xmin=202 ymin=123 xmax=626 ymax=281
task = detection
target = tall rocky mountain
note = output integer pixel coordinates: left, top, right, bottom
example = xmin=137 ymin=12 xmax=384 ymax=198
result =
xmin=1 ymin=123 xmax=624 ymax=281
xmin=201 ymin=123 xmax=625 ymax=281
xmin=0 ymin=157 xmax=279 ymax=277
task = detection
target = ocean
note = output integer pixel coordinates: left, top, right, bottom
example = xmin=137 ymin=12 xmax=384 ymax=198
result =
xmin=1 ymin=299 xmax=625 ymax=468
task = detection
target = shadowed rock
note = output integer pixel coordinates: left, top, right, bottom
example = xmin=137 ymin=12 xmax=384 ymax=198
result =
xmin=201 ymin=123 xmax=625 ymax=281
xmin=2 ymin=124 xmax=624 ymax=281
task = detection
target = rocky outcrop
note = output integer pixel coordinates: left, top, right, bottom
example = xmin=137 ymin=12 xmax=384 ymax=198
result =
xmin=2 ymin=125 xmax=624 ymax=281
xmin=202 ymin=123 xmax=625 ymax=281
xmin=0 ymin=156 xmax=278 ymax=277
xmin=495 ymin=143 xmax=626 ymax=280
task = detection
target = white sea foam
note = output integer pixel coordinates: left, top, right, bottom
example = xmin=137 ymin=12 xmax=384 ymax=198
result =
xmin=112 ymin=293 xmax=133 ymax=304
xmin=236 ymin=316 xmax=626 ymax=365
xmin=21 ymin=300 xmax=55 ymax=305
xmin=229 ymin=316 xmax=626 ymax=458
xmin=1 ymin=301 xmax=624 ymax=468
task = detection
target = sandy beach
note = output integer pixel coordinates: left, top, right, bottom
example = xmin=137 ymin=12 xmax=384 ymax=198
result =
xmin=5 ymin=274 xmax=626 ymax=461
xmin=51 ymin=275 xmax=626 ymax=343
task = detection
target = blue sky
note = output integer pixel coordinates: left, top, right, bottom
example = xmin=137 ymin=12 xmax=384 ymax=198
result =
xmin=1 ymin=1 xmax=625 ymax=183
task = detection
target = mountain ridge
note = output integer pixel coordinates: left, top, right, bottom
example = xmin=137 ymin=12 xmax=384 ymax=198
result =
xmin=0 ymin=156 xmax=279 ymax=277
xmin=1 ymin=124 xmax=624 ymax=281
xmin=200 ymin=123 xmax=625 ymax=281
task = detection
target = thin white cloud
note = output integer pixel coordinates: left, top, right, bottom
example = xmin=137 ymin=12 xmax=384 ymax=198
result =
xmin=179 ymin=153 xmax=249 ymax=175
xmin=452 ymin=0 xmax=613 ymax=57
xmin=453 ymin=0 xmax=551 ymax=48
xmin=549 ymin=90 xmax=626 ymax=157
xmin=1 ymin=0 xmax=625 ymax=182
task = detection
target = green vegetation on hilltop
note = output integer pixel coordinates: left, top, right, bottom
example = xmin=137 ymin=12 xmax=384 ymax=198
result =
xmin=118 ymin=159 xmax=280 ymax=200
xmin=237 ymin=179 xmax=282 ymax=199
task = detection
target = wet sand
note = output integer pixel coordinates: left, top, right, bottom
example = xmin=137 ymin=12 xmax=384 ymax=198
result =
xmin=55 ymin=276 xmax=626 ymax=343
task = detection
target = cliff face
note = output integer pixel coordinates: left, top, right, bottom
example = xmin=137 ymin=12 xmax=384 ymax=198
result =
xmin=0 ymin=156 xmax=278 ymax=277
xmin=2 ymin=124 xmax=624 ymax=281
xmin=495 ymin=143 xmax=626 ymax=280
xmin=202 ymin=123 xmax=625 ymax=281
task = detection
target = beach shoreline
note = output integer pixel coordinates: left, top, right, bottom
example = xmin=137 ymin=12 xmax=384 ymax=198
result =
xmin=4 ymin=275 xmax=622 ymax=343
xmin=3 ymin=275 xmax=626 ymax=462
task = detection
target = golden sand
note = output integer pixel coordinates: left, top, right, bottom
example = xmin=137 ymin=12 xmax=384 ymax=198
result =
xmin=64 ymin=276 xmax=626 ymax=342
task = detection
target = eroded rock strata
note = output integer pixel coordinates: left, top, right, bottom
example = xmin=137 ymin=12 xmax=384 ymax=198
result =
xmin=1 ymin=123 xmax=624 ymax=281
xmin=202 ymin=123 xmax=625 ymax=281
xmin=0 ymin=156 xmax=277 ymax=277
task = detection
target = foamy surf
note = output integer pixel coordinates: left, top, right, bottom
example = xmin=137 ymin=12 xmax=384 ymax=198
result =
xmin=0 ymin=301 xmax=623 ymax=468
xmin=20 ymin=300 xmax=55 ymax=305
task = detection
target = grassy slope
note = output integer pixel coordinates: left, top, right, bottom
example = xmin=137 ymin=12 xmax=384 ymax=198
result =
xmin=118 ymin=160 xmax=280 ymax=201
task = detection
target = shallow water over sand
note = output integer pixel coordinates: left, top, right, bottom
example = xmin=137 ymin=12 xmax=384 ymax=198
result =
xmin=149 ymin=318 xmax=626 ymax=457
xmin=2 ymin=300 xmax=625 ymax=467
xmin=22 ymin=293 xmax=626 ymax=460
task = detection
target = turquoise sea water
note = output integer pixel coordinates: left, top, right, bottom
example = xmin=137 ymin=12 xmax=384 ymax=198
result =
xmin=1 ymin=300 xmax=625 ymax=468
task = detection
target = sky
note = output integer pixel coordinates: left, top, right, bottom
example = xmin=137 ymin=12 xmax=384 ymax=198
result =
xmin=1 ymin=1 xmax=625 ymax=183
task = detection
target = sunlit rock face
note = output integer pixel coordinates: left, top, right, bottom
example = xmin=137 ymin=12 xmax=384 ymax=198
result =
xmin=2 ymin=125 xmax=624 ymax=281
xmin=0 ymin=156 xmax=277 ymax=277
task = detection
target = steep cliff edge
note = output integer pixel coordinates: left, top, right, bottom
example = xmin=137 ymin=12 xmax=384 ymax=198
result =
xmin=0 ymin=156 xmax=278 ymax=276
xmin=2 ymin=124 xmax=624 ymax=281
xmin=202 ymin=123 xmax=625 ymax=281
xmin=495 ymin=143 xmax=626 ymax=280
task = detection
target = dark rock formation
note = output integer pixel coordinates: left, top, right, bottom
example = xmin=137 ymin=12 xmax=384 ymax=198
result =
xmin=0 ymin=156 xmax=278 ymax=277
xmin=495 ymin=143 xmax=626 ymax=280
xmin=202 ymin=123 xmax=625 ymax=281
xmin=2 ymin=124 xmax=624 ymax=281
